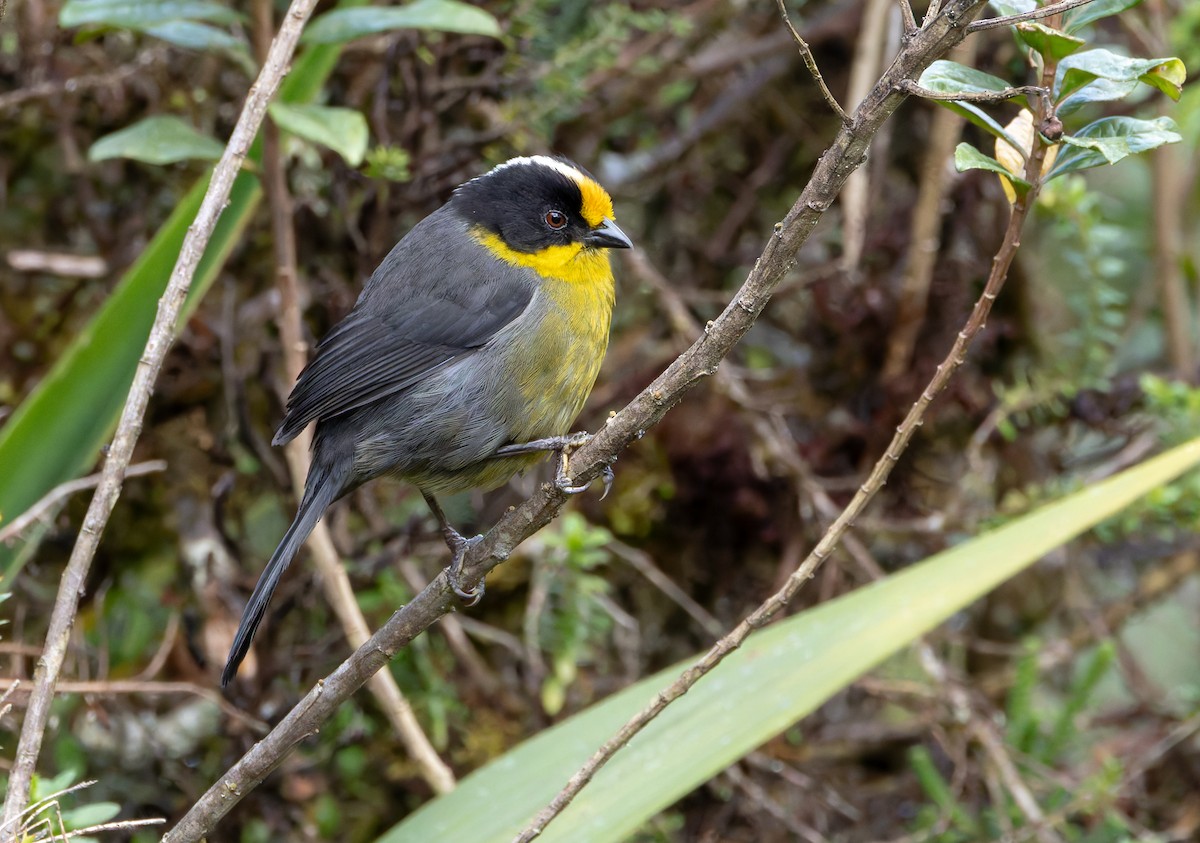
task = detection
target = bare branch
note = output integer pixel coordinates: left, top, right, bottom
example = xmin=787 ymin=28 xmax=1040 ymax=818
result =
xmin=967 ymin=0 xmax=1097 ymax=32
xmin=0 ymin=461 xmax=166 ymax=545
xmin=899 ymin=78 xmax=1049 ymax=104
xmin=0 ymin=0 xmax=321 ymax=835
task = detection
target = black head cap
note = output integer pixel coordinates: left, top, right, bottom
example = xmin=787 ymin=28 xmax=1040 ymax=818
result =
xmin=451 ymin=156 xmax=631 ymax=254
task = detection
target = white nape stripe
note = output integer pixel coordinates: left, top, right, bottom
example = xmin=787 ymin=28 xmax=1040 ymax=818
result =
xmin=490 ymin=155 xmax=585 ymax=185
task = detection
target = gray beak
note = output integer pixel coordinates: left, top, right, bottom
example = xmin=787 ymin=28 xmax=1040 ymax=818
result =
xmin=585 ymin=217 xmax=633 ymax=250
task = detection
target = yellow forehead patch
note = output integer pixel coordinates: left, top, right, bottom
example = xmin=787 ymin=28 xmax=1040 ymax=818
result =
xmin=576 ymin=176 xmax=615 ymax=228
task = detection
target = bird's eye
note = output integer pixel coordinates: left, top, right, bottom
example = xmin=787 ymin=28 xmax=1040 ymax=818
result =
xmin=544 ymin=210 xmax=568 ymax=230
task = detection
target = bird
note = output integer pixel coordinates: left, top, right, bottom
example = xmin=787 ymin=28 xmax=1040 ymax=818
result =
xmin=221 ymin=155 xmax=631 ymax=686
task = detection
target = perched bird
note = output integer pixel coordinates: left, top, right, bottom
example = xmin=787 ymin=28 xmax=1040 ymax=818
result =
xmin=221 ymin=156 xmax=631 ymax=686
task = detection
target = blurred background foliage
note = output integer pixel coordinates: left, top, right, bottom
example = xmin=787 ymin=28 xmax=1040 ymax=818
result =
xmin=1 ymin=0 xmax=1199 ymax=840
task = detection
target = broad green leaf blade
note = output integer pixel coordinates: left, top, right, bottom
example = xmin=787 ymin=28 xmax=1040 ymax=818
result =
xmin=916 ymin=62 xmax=1029 ymax=148
xmin=1055 ymin=49 xmax=1186 ymax=103
xmin=381 ymin=438 xmax=1200 ymax=843
xmin=1014 ymin=22 xmax=1084 ymax=61
xmin=954 ymin=142 xmax=1031 ymax=196
xmin=60 ymin=0 xmax=241 ymax=28
xmin=302 ymin=0 xmax=501 ymax=45
xmin=1063 ymin=0 xmax=1144 ymax=34
xmin=0 ymin=41 xmax=346 ymax=578
xmin=88 ymin=115 xmax=225 ymax=165
xmin=1047 ymin=116 xmax=1182 ymax=179
xmin=918 ymin=60 xmax=1014 ymax=97
xmin=1056 ymin=76 xmax=1138 ymax=116
xmin=268 ymin=102 xmax=369 ymax=166
xmin=142 ymin=19 xmax=248 ymax=54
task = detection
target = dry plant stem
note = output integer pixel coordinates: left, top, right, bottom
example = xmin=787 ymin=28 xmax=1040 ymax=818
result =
xmin=0 ymin=461 xmax=165 ymax=544
xmin=899 ymin=79 xmax=1049 ymax=105
xmin=774 ymin=0 xmax=849 ymax=123
xmin=967 ymin=0 xmax=1097 ymax=31
xmin=254 ymin=2 xmax=454 ymax=791
xmin=897 ymin=0 xmax=918 ymax=35
xmin=0 ymin=678 xmax=265 ymax=731
xmin=0 ymin=0 xmax=320 ymax=835
xmin=1151 ymin=125 xmax=1194 ymax=377
xmin=162 ymin=3 xmax=991 ymax=839
xmin=0 ymin=50 xmax=162 ymax=111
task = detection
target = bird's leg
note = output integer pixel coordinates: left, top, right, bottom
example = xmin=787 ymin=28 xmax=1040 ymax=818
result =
xmin=494 ymin=432 xmax=615 ymax=499
xmin=422 ymin=492 xmax=484 ymax=605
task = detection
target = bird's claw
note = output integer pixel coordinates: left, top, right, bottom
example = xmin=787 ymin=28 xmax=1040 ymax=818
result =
xmin=555 ymin=452 xmax=616 ymax=500
xmin=494 ymin=431 xmax=614 ymax=499
xmin=446 ymin=534 xmax=485 ymax=605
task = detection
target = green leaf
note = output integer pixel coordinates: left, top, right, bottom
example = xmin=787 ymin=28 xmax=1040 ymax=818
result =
xmin=87 ymin=115 xmax=224 ymax=165
xmin=302 ymin=0 xmax=501 ymax=45
xmin=1063 ymin=0 xmax=1144 ymax=34
xmin=60 ymin=0 xmax=241 ymax=28
xmin=1015 ymin=22 xmax=1084 ymax=61
xmin=1047 ymin=116 xmax=1182 ymax=179
xmin=268 ymin=102 xmax=369 ymax=166
xmin=64 ymin=801 xmax=122 ymax=828
xmin=919 ymin=60 xmax=1015 ymax=98
xmin=142 ymin=19 xmax=247 ymax=53
xmin=916 ymin=61 xmax=1030 ymax=149
xmin=377 ymin=438 xmax=1200 ymax=843
xmin=954 ymin=142 xmax=1032 ymax=196
xmin=1055 ymin=48 xmax=1187 ymax=103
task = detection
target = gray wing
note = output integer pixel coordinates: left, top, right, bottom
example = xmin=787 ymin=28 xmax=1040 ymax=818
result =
xmin=274 ymin=264 xmax=533 ymax=446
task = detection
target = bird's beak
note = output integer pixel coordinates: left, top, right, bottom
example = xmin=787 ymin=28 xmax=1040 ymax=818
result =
xmin=585 ymin=217 xmax=633 ymax=250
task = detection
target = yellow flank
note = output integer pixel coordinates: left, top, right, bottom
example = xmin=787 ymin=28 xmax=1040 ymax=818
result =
xmin=576 ymin=177 xmax=615 ymax=228
xmin=474 ymin=230 xmax=614 ymax=288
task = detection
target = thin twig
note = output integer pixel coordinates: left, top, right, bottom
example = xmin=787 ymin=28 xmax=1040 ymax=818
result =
xmin=0 ymin=461 xmax=166 ymax=545
xmin=898 ymin=0 xmax=918 ymax=35
xmin=252 ymin=0 xmax=454 ymax=793
xmin=0 ymin=678 xmax=266 ymax=732
xmin=607 ymin=539 xmax=725 ymax=638
xmin=967 ymin=0 xmax=1097 ymax=31
xmin=0 ymin=50 xmax=162 ymax=111
xmin=899 ymin=78 xmax=1049 ymax=105
xmin=0 ymin=0 xmax=321 ymax=835
xmin=162 ymin=2 xmax=992 ymax=839
xmin=775 ymin=0 xmax=850 ymax=123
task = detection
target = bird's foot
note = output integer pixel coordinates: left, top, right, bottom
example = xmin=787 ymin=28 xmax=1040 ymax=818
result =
xmin=495 ymin=432 xmax=615 ymax=499
xmin=445 ymin=530 xmax=485 ymax=605
xmin=494 ymin=431 xmax=592 ymax=458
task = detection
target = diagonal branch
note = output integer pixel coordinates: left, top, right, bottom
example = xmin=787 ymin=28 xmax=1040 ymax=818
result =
xmin=162 ymin=0 xmax=991 ymax=839
xmin=967 ymin=0 xmax=1097 ymax=31
xmin=0 ymin=0 xmax=321 ymax=836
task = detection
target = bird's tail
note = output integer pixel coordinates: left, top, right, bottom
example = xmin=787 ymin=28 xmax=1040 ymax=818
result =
xmin=221 ymin=463 xmax=343 ymax=687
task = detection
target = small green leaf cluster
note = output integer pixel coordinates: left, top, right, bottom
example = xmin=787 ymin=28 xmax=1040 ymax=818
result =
xmin=920 ymin=0 xmax=1185 ymax=199
xmin=909 ymin=642 xmax=1126 ymax=842
xmin=533 ymin=512 xmax=616 ymax=715
xmin=502 ymin=2 xmax=692 ymax=143
xmin=61 ymin=0 xmax=501 ymax=168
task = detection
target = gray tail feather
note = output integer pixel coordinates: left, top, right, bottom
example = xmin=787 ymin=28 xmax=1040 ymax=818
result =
xmin=221 ymin=465 xmax=342 ymax=687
